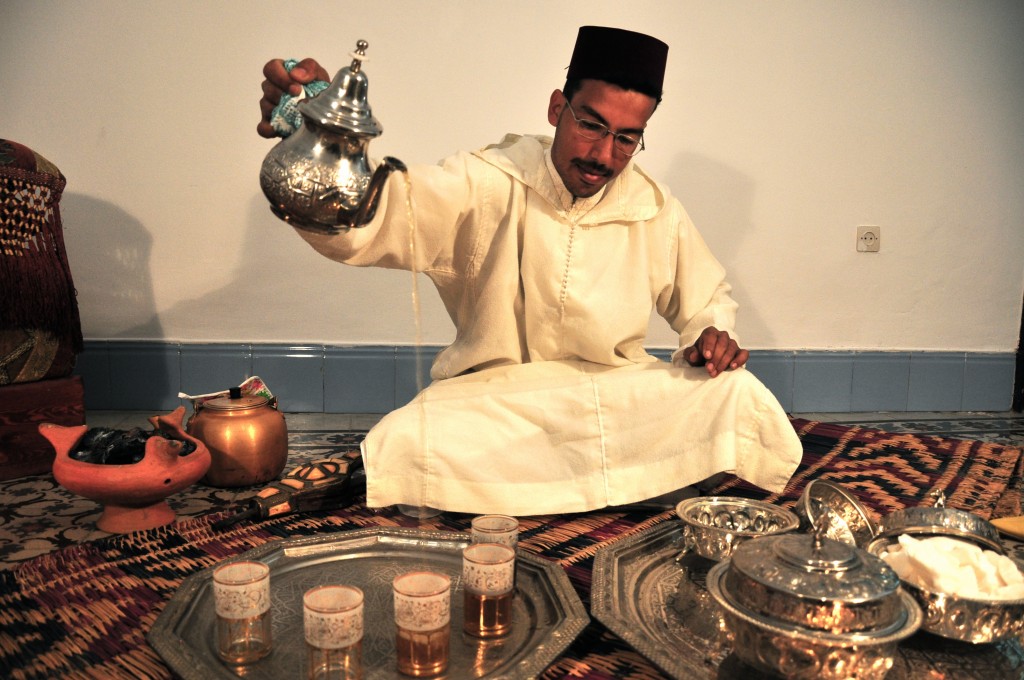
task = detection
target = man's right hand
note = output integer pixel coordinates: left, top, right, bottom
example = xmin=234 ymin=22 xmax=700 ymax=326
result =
xmin=258 ymin=58 xmax=331 ymax=138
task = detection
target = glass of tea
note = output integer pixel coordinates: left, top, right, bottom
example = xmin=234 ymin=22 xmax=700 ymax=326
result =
xmin=304 ymin=585 xmax=364 ymax=679
xmin=470 ymin=515 xmax=519 ymax=548
xmin=462 ymin=543 xmax=516 ymax=638
xmin=392 ymin=571 xmax=451 ymax=677
xmin=213 ymin=560 xmax=273 ymax=664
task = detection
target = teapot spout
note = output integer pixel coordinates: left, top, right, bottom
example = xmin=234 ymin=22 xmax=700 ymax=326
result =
xmin=338 ymin=156 xmax=407 ymax=230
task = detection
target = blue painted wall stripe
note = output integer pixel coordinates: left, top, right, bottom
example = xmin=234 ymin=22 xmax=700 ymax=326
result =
xmin=73 ymin=342 xmax=1016 ymax=414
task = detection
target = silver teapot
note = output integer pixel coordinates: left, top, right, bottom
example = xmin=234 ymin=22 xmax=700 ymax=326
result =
xmin=259 ymin=40 xmax=406 ymax=234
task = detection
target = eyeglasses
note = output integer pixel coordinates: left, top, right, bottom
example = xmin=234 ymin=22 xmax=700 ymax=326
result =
xmin=562 ymin=99 xmax=645 ymax=157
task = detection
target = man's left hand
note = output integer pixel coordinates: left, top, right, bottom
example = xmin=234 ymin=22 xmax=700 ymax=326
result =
xmin=682 ymin=326 xmax=749 ymax=378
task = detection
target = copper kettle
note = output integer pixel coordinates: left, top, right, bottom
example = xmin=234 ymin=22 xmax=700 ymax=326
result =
xmin=259 ymin=39 xmax=406 ymax=234
xmin=186 ymin=388 xmax=288 ymax=488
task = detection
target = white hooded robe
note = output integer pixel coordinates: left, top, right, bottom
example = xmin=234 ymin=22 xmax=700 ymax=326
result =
xmin=295 ymin=134 xmax=802 ymax=515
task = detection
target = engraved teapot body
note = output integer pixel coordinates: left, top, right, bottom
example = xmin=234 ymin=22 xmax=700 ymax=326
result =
xmin=260 ymin=40 xmax=405 ymax=234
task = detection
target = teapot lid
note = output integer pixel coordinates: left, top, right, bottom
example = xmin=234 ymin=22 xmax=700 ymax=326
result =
xmin=300 ymin=40 xmax=382 ymax=137
xmin=204 ymin=389 xmax=269 ymax=412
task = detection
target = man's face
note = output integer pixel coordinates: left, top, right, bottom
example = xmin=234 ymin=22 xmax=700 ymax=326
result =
xmin=547 ymin=79 xmax=657 ymax=199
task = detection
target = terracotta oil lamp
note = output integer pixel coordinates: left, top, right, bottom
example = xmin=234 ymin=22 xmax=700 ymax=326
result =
xmin=39 ymin=406 xmax=211 ymax=534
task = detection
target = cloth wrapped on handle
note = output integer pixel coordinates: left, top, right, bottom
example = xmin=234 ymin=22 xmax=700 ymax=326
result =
xmin=269 ymin=59 xmax=330 ymax=138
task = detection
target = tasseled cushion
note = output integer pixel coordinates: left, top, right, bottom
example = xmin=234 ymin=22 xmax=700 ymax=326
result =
xmin=0 ymin=139 xmax=82 ymax=384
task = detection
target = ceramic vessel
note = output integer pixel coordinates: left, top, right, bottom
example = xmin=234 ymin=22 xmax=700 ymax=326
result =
xmin=40 ymin=406 xmax=211 ymax=533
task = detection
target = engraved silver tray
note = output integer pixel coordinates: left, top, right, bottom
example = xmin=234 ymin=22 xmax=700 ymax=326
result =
xmin=591 ymin=520 xmax=1024 ymax=680
xmin=149 ymin=527 xmax=589 ymax=679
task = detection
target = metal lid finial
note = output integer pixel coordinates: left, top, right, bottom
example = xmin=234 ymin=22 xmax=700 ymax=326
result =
xmin=298 ymin=39 xmax=382 ymax=137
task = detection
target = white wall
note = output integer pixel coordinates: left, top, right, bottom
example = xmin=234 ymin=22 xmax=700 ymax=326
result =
xmin=2 ymin=0 xmax=1022 ymax=352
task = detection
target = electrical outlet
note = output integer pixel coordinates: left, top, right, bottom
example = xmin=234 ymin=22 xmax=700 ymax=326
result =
xmin=857 ymin=226 xmax=880 ymax=252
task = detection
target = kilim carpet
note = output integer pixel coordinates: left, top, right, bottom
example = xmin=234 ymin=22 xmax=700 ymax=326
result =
xmin=707 ymin=418 xmax=1024 ymax=521
xmin=1 ymin=418 xmax=1023 ymax=680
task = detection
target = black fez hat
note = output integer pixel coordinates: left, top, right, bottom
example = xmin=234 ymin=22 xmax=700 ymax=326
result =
xmin=566 ymin=26 xmax=669 ymax=99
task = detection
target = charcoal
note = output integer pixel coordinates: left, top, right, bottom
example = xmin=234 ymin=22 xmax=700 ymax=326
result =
xmin=69 ymin=427 xmax=197 ymax=465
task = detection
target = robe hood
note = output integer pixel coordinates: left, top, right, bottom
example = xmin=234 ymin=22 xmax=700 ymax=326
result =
xmin=471 ymin=134 xmax=667 ymax=224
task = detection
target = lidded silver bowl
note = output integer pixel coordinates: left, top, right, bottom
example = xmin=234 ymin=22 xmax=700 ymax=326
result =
xmin=875 ymin=490 xmax=1004 ymax=554
xmin=707 ymin=527 xmax=922 ymax=679
xmin=674 ymin=496 xmax=800 ymax=562
xmin=866 ymin=535 xmax=1024 ymax=644
xmin=796 ymin=479 xmax=878 ymax=548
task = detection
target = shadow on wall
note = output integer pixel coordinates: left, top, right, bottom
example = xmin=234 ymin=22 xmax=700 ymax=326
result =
xmin=663 ymin=151 xmax=771 ymax=346
xmin=59 ymin=193 xmax=169 ymax=407
xmin=126 ymin=194 xmax=397 ymax=340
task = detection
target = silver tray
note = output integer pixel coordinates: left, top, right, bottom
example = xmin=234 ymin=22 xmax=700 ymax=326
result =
xmin=591 ymin=520 xmax=1024 ymax=680
xmin=149 ymin=527 xmax=589 ymax=679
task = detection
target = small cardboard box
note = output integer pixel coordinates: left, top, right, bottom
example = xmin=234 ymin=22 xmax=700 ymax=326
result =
xmin=0 ymin=375 xmax=85 ymax=480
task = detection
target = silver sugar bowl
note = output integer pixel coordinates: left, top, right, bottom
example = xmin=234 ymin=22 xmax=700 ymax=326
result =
xmin=875 ymin=489 xmax=1005 ymax=554
xmin=708 ymin=525 xmax=922 ymax=679
xmin=260 ymin=40 xmax=406 ymax=234
xmin=675 ymin=496 xmax=800 ymax=562
xmin=866 ymin=490 xmax=1021 ymax=644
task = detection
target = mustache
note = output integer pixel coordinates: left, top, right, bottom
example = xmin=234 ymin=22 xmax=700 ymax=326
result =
xmin=573 ymin=159 xmax=612 ymax=177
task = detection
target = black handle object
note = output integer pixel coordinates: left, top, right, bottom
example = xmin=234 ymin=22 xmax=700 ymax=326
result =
xmin=212 ymin=451 xmax=364 ymax=530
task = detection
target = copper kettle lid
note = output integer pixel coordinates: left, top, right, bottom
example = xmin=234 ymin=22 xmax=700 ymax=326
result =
xmin=203 ymin=387 xmax=269 ymax=412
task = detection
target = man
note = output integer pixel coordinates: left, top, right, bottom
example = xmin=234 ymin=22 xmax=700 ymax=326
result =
xmin=258 ymin=27 xmax=802 ymax=515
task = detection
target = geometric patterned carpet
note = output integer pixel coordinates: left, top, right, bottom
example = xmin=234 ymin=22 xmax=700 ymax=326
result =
xmin=706 ymin=417 xmax=1024 ymax=522
xmin=794 ymin=411 xmax=1024 ymax=448
xmin=1 ymin=413 xmax=1021 ymax=570
xmin=0 ymin=430 xmax=367 ymax=569
xmin=1 ymin=414 xmax=1023 ymax=680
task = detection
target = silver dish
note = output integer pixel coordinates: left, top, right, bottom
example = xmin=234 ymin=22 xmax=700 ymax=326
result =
xmin=591 ymin=520 xmax=1024 ymax=679
xmin=796 ymin=479 xmax=877 ymax=548
xmin=148 ymin=527 xmax=589 ymax=679
xmin=675 ymin=496 xmax=799 ymax=562
xmin=591 ymin=520 xmax=733 ymax=678
xmin=867 ymin=535 xmax=1024 ymax=644
xmin=708 ymin=527 xmax=923 ymax=680
xmin=877 ymin=491 xmax=1004 ymax=554
xmin=708 ymin=560 xmax=921 ymax=680
xmin=724 ymin=531 xmax=907 ymax=633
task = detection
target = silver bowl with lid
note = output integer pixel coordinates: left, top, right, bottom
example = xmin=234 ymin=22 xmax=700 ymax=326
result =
xmin=867 ymin=534 xmax=1024 ymax=644
xmin=796 ymin=479 xmax=878 ymax=548
xmin=876 ymin=490 xmax=1004 ymax=554
xmin=707 ymin=527 xmax=922 ymax=679
xmin=674 ymin=496 xmax=800 ymax=562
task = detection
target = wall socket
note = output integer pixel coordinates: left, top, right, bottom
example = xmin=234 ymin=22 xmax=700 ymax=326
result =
xmin=857 ymin=226 xmax=881 ymax=252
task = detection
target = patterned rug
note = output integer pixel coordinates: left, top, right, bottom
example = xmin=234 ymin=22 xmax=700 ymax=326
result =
xmin=0 ymin=431 xmax=368 ymax=568
xmin=1 ymin=419 xmax=1023 ymax=679
xmin=706 ymin=418 xmax=1024 ymax=522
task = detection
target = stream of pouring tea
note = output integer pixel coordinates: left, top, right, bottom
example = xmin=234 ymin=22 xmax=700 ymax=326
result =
xmin=401 ymin=169 xmax=434 ymax=515
xmin=401 ymin=170 xmax=425 ymax=394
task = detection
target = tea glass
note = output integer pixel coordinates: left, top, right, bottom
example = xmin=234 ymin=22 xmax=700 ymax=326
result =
xmin=393 ymin=571 xmax=451 ymax=677
xmin=462 ymin=543 xmax=516 ymax=638
xmin=213 ymin=560 xmax=273 ymax=664
xmin=470 ymin=514 xmax=519 ymax=548
xmin=304 ymin=585 xmax=364 ymax=679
